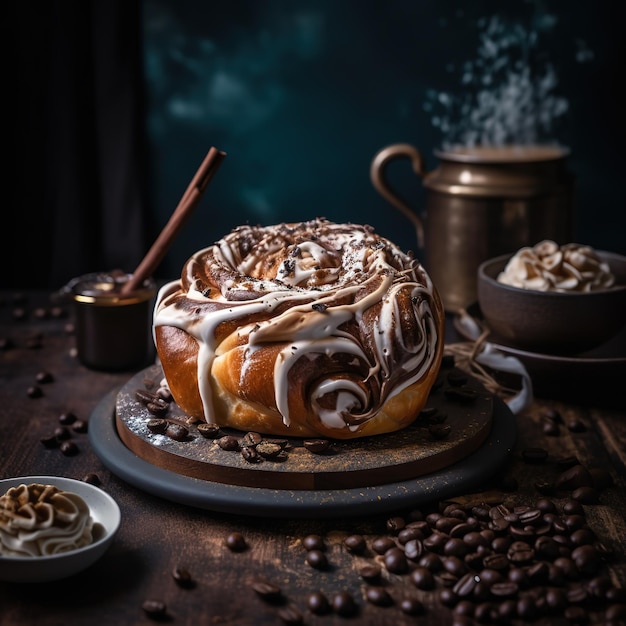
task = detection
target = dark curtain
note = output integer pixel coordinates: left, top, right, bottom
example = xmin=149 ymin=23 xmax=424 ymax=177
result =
xmin=3 ymin=1 xmax=150 ymax=290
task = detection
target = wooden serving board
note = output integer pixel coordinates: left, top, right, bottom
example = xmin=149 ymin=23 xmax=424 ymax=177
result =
xmin=114 ymin=363 xmax=493 ymax=491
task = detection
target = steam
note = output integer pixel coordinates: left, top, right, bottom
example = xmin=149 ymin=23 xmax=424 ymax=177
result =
xmin=425 ymin=10 xmax=593 ymax=147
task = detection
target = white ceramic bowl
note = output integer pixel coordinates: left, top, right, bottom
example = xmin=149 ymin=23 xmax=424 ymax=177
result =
xmin=0 ymin=476 xmax=121 ymax=583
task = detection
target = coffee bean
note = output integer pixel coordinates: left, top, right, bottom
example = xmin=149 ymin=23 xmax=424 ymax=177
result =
xmin=452 ymin=572 xmax=477 ymax=597
xmin=359 ymin=564 xmax=382 ymax=583
xmin=571 ymin=545 xmax=601 ymax=576
xmin=563 ymin=514 xmax=586 ymax=532
xmin=444 ymin=538 xmax=469 ymax=558
xmin=606 ymin=603 xmax=626 ymax=621
xmin=436 ymin=516 xmax=460 ymax=533
xmin=507 ymin=567 xmax=529 ymax=589
xmin=35 ymin=371 xmax=54 ymax=384
xmin=386 ymin=515 xmax=406 ymax=533
xmin=404 ymin=538 xmax=424 ymax=561
xmin=517 ymin=508 xmax=542 ymax=525
xmin=570 ymin=528 xmax=595 ymax=547
xmin=302 ymin=534 xmax=324 ymax=551
xmin=490 ymin=581 xmax=519 ymax=598
xmin=410 ymin=566 xmax=435 ymax=590
xmin=400 ymin=598 xmax=424 ymax=615
xmin=480 ymin=554 xmax=506 ymax=573
xmin=60 ymin=440 xmax=79 ymax=456
xmin=398 ymin=527 xmax=424 ymax=544
xmin=166 ymin=423 xmax=188 ymax=441
xmin=226 ymin=532 xmax=247 ymax=552
xmin=256 ymin=441 xmax=283 ymax=459
xmin=217 ymin=435 xmax=240 ymax=451
xmin=40 ymin=435 xmax=60 ymax=449
xmin=250 ymin=579 xmax=282 ymax=602
xmin=147 ymin=418 xmax=168 ymax=434
xmin=491 ymin=534 xmax=512 ymax=552
xmin=516 ymin=596 xmax=538 ymax=620
xmin=507 ymin=541 xmax=534 ymax=565
xmin=479 ymin=568 xmax=503 ymax=585
xmin=303 ymin=438 xmax=330 ymax=454
xmin=278 ymin=604 xmax=303 ymax=625
xmin=147 ymin=400 xmax=169 ymax=416
xmin=172 ymin=566 xmax=194 ymax=588
xmin=135 ymin=388 xmax=161 ymax=405
xmin=306 ymin=549 xmax=328 ymax=570
xmin=534 ymin=536 xmax=560 ymax=559
xmin=424 ymin=531 xmax=448 ymax=553
xmin=438 ymin=587 xmax=458 ymax=607
xmin=556 ymin=464 xmax=593 ymax=490
xmin=332 ymin=591 xmax=358 ymax=617
xmin=241 ymin=431 xmax=263 ymax=447
xmin=564 ymin=605 xmax=588 ymax=623
xmin=306 ymin=591 xmax=331 ymax=615
xmin=442 ymin=555 xmax=467 ymax=578
xmin=27 ymin=385 xmax=43 ymax=398
xmin=371 ymin=536 xmax=396 ymax=555
xmin=562 ymin=499 xmax=585 ymax=515
xmin=567 ymin=584 xmax=588 ymax=604
xmin=606 ymin=587 xmax=626 ymax=603
xmin=142 ymin=599 xmax=167 ymax=619
xmin=72 ymin=419 xmax=88 ymax=434
xmin=450 ymin=523 xmax=476 ymax=540
xmin=197 ymin=423 xmax=221 ymax=438
xmin=453 ymin=600 xmax=474 ymax=617
xmin=572 ymin=486 xmax=599 ymax=504
xmin=365 ymin=586 xmax=393 ymax=607
xmin=344 ymin=534 xmax=366 ymax=554
xmin=241 ymin=446 xmax=260 ymax=463
xmin=57 ymin=411 xmax=76 ymax=425
xmin=555 ymin=556 xmax=580 ymax=580
xmin=384 ymin=547 xmax=408 ymax=574
xmin=82 ymin=473 xmax=101 ymax=485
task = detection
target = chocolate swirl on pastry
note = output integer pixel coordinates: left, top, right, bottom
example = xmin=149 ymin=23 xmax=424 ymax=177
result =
xmin=153 ymin=219 xmax=445 ymax=438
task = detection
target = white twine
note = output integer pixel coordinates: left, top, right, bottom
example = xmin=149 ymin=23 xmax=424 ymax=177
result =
xmin=445 ymin=310 xmax=533 ymax=414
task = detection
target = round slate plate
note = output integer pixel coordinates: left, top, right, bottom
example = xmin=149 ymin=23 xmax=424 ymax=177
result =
xmin=114 ymin=364 xmax=494 ymax=491
xmin=89 ymin=387 xmax=516 ymax=519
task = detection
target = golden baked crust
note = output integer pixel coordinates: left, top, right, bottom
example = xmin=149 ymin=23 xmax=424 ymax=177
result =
xmin=154 ymin=219 xmax=445 ymax=439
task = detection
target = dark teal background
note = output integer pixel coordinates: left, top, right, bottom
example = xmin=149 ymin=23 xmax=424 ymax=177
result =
xmin=142 ymin=0 xmax=625 ymax=279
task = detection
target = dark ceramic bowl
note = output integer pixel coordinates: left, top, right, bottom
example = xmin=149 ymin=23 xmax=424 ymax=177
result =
xmin=477 ymin=251 xmax=626 ymax=355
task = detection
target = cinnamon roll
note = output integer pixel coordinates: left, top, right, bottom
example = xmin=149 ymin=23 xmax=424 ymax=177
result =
xmin=153 ymin=219 xmax=445 ymax=439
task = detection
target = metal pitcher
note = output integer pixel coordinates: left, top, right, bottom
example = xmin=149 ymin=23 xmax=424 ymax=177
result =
xmin=371 ymin=144 xmax=574 ymax=312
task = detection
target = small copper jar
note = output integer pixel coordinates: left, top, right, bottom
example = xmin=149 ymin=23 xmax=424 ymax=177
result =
xmin=68 ymin=272 xmax=156 ymax=371
xmin=371 ymin=144 xmax=574 ymax=312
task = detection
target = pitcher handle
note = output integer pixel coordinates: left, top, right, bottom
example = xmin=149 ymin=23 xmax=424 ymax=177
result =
xmin=370 ymin=143 xmax=426 ymax=249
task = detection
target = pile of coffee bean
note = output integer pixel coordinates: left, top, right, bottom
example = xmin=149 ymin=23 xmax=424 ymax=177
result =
xmin=242 ymin=495 xmax=625 ymax=625
xmin=134 ymin=384 xmax=335 ymax=462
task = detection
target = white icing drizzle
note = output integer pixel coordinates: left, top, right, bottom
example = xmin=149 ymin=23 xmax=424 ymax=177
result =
xmin=154 ymin=219 xmax=441 ymax=433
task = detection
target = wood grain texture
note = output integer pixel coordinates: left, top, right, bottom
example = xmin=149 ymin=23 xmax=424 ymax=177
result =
xmin=1 ymin=291 xmax=625 ymax=625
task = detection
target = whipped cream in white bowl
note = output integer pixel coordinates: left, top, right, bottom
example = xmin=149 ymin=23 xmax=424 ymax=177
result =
xmin=0 ymin=476 xmax=121 ymax=583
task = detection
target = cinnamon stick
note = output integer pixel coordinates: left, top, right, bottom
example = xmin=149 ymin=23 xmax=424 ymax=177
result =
xmin=121 ymin=147 xmax=226 ymax=295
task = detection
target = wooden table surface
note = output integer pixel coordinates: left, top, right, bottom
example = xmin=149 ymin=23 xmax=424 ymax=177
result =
xmin=1 ymin=290 xmax=625 ymax=626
